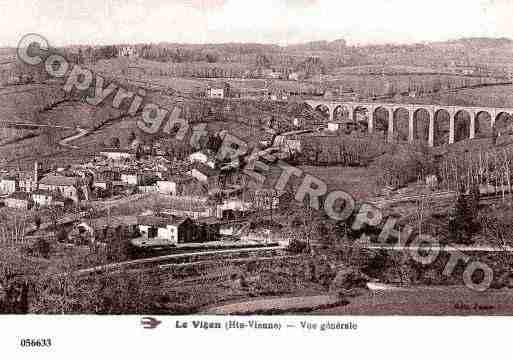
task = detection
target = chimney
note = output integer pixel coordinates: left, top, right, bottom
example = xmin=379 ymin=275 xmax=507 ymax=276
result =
xmin=34 ymin=161 xmax=39 ymax=183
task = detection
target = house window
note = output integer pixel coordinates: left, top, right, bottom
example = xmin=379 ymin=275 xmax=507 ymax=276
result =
xmin=148 ymin=227 xmax=158 ymax=238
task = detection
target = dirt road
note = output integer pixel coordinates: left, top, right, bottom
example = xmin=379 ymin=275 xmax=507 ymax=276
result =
xmin=202 ymin=294 xmax=346 ymax=315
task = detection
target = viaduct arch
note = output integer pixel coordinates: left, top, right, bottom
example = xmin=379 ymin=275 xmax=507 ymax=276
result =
xmin=303 ymin=100 xmax=513 ymax=147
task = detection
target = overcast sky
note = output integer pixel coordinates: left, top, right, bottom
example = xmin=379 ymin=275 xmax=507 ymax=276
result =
xmin=1 ymin=0 xmax=513 ymax=46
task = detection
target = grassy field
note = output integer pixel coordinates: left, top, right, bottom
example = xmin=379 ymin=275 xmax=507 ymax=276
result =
xmin=0 ymin=83 xmax=65 ymax=122
xmin=92 ymin=57 xmax=305 ymax=94
xmin=397 ymin=83 xmax=513 ymax=108
xmin=334 ymin=64 xmax=445 ymax=75
xmin=325 ymin=73 xmax=500 ymax=97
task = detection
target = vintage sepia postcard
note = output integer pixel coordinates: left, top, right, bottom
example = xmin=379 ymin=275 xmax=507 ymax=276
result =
xmin=1 ymin=0 xmax=513 ymax=357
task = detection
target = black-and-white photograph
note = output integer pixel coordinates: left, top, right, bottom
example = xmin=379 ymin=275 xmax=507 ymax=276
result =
xmin=2 ymin=1 xmax=513 ymax=355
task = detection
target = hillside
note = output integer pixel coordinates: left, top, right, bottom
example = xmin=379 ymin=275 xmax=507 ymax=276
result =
xmin=38 ymin=36 xmax=513 ymax=81
xmin=3 ymin=35 xmax=513 ymax=170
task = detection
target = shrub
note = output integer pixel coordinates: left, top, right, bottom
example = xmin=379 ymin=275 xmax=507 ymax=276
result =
xmin=33 ymin=238 xmax=51 ymax=259
xmin=287 ymin=239 xmax=308 ymax=254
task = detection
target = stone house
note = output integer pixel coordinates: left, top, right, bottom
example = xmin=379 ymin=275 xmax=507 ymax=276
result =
xmin=189 ymin=163 xmax=221 ymax=189
xmin=38 ymin=175 xmax=81 ymax=203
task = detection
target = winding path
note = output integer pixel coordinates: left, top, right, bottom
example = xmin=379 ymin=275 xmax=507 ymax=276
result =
xmin=58 ymin=127 xmax=90 ymax=149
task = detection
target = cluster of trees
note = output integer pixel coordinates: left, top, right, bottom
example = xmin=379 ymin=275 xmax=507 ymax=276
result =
xmin=296 ymin=57 xmax=327 ymax=78
xmin=139 ymin=44 xmax=221 ymax=63
xmin=65 ymin=43 xmax=277 ymax=66
xmin=335 ymin=75 xmax=500 ymax=100
xmin=479 ymin=203 xmax=513 ymax=248
xmin=0 ymin=212 xmax=29 ymax=245
xmin=372 ymin=145 xmax=436 ymax=189
xmin=59 ymin=42 xmax=333 ymax=80
xmin=438 ymin=149 xmax=513 ymax=196
xmin=448 ymin=188 xmax=480 ymax=245
xmin=296 ymin=134 xmax=387 ymax=166
xmin=0 ymin=266 xmax=30 ymax=314
xmin=287 ymin=39 xmax=347 ymax=52
xmin=150 ymin=62 xmax=250 ymax=79
xmin=30 ymin=268 xmax=162 ymax=314
xmin=136 ymin=44 xmax=318 ymax=74
xmin=62 ymin=46 xmax=119 ymax=64
xmin=19 ymin=237 xmax=52 ymax=259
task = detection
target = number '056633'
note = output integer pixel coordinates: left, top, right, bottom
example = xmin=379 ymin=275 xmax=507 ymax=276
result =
xmin=20 ymin=339 xmax=52 ymax=347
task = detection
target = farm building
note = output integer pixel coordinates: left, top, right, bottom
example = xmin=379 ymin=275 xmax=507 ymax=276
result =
xmin=38 ymin=175 xmax=81 ymax=203
xmin=4 ymin=192 xmax=32 ymax=210
xmin=137 ymin=216 xmax=196 ymax=245
xmin=32 ymin=190 xmax=67 ymax=208
xmin=136 ymin=215 xmax=219 ymax=245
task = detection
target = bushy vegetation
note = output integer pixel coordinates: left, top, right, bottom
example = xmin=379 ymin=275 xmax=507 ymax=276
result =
xmin=295 ymin=133 xmax=387 ymax=166
xmin=479 ymin=202 xmax=513 ymax=247
xmin=371 ymin=144 xmax=436 ymax=189
xmin=31 ymin=269 xmax=161 ymax=314
xmin=448 ymin=190 xmax=481 ymax=245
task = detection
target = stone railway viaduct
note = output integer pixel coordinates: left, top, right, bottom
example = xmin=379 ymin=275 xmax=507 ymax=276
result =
xmin=304 ymin=99 xmax=513 ymax=147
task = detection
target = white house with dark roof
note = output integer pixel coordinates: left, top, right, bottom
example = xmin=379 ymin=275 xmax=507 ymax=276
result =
xmin=18 ymin=178 xmax=38 ymax=193
xmin=0 ymin=177 xmax=17 ymax=195
xmin=189 ymin=151 xmax=215 ymax=169
xmin=137 ymin=215 xmax=195 ymax=245
xmin=189 ymin=163 xmax=220 ymax=184
xmin=120 ymin=171 xmax=144 ymax=186
xmin=100 ymin=149 xmax=136 ymax=161
xmin=206 ymin=87 xmax=224 ymax=99
xmin=156 ymin=174 xmax=196 ymax=195
xmin=4 ymin=192 xmax=32 ymax=210
xmin=38 ymin=175 xmax=81 ymax=203
xmin=156 ymin=180 xmax=177 ymax=195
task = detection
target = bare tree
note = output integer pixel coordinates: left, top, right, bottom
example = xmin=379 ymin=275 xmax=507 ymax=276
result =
xmin=0 ymin=212 xmax=27 ymax=245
